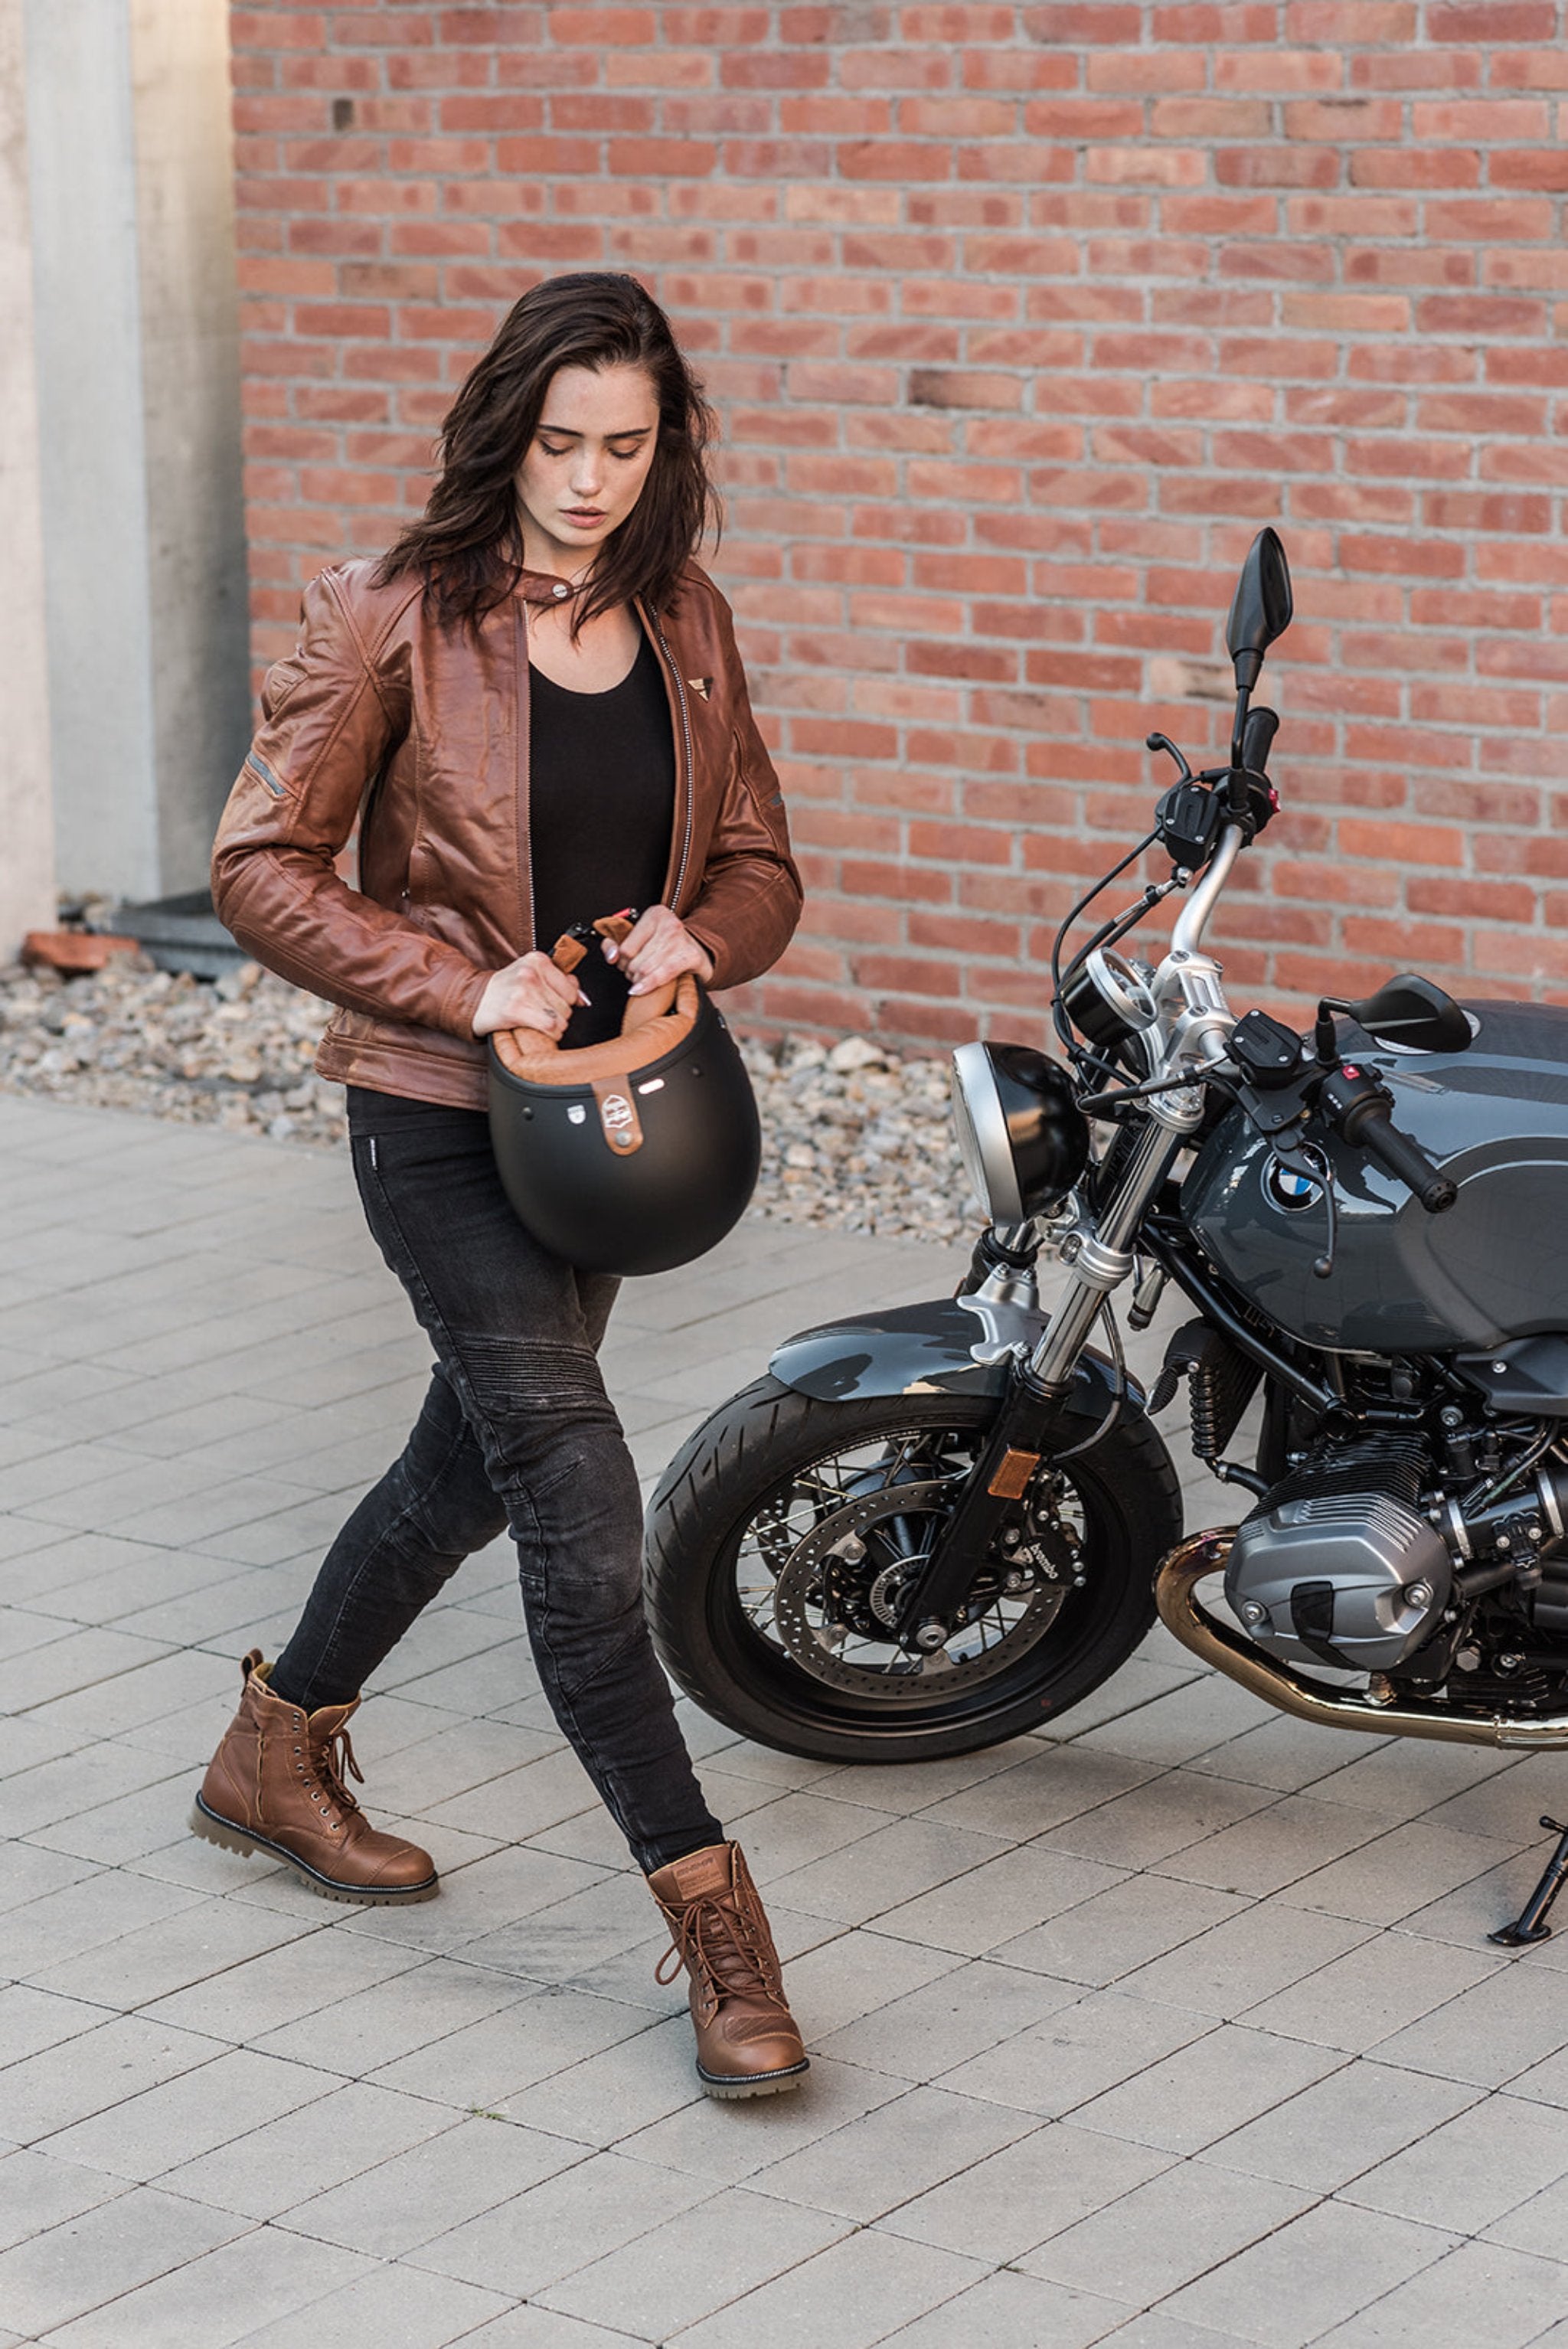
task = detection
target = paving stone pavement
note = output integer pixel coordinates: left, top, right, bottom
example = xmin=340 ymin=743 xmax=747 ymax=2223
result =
xmin=2 ymin=1091 xmax=1568 ymax=2347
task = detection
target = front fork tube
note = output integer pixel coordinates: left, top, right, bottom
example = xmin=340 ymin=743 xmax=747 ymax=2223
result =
xmin=891 ymin=1115 xmax=1191 ymax=1649
xmin=1031 ymin=1117 xmax=1187 ymax=1393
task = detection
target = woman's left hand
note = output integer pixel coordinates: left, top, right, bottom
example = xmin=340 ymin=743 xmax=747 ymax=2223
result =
xmin=606 ymin=904 xmax=714 ymax=995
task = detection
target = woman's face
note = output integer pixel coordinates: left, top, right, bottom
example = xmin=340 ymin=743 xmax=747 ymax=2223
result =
xmin=514 ymin=362 xmax=661 ymax=570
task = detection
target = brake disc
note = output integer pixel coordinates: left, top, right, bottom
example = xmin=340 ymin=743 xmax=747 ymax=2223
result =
xmin=770 ymin=1477 xmax=1067 ymax=1698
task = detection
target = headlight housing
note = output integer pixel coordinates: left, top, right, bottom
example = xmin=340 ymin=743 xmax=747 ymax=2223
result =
xmin=950 ymin=1042 xmax=1089 ymax=1227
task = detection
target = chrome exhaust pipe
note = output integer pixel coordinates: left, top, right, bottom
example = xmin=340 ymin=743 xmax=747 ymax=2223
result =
xmin=1155 ymin=1529 xmax=1568 ymax=1752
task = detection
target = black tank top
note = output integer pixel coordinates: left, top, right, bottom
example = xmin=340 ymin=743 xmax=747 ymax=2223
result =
xmin=528 ymin=629 xmax=676 ymax=1047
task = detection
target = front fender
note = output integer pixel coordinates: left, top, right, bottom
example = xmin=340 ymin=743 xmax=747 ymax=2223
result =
xmin=769 ymin=1295 xmax=1141 ymax=1429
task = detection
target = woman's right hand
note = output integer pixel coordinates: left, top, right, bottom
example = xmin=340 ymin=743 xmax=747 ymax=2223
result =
xmin=472 ymin=951 xmax=588 ymax=1039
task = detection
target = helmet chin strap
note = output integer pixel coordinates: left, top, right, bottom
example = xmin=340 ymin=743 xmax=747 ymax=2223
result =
xmin=551 ymin=910 xmax=640 ymax=973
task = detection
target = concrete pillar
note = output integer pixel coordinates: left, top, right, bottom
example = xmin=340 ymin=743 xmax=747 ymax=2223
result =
xmin=0 ymin=0 xmax=56 ymax=956
xmin=129 ymin=0 xmax=251 ymax=894
xmin=22 ymin=0 xmax=248 ymax=909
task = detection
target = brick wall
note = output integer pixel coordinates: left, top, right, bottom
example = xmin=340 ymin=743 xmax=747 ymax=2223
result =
xmin=231 ymin=1 xmax=1568 ymax=1046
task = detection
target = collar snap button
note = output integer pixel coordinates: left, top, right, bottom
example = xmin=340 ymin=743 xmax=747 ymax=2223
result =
xmin=553 ymin=580 xmax=568 ymax=597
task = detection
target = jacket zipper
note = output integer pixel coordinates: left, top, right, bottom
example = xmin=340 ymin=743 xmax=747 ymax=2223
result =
xmin=515 ymin=597 xmax=535 ymax=950
xmin=650 ymin=606 xmax=695 ymax=911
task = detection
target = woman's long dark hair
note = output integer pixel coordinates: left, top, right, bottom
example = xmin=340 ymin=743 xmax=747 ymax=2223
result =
xmin=377 ymin=273 xmax=718 ymax=631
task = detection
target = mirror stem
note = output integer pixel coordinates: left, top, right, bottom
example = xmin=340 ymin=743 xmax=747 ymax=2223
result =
xmin=1228 ymin=686 xmax=1251 ymax=811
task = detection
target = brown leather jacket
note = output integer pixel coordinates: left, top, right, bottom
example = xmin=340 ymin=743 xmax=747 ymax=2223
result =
xmin=211 ymin=558 xmax=802 ymax=1110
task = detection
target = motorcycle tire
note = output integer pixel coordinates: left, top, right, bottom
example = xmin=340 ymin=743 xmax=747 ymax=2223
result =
xmin=645 ymin=1377 xmax=1181 ymax=1764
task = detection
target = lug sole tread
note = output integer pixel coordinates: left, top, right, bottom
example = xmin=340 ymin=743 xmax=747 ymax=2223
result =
xmin=188 ymin=1797 xmax=439 ymax=1906
xmin=697 ymin=2057 xmax=810 ymax=2099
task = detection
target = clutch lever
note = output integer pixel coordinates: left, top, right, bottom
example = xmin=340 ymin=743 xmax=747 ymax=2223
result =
xmin=1267 ymin=1138 xmax=1339 ymax=1279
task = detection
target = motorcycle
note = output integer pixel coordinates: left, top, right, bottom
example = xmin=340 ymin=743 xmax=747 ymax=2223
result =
xmin=645 ymin=527 xmax=1568 ymax=1949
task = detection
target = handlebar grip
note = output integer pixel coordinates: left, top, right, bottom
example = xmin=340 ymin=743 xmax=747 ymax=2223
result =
xmin=1241 ymin=704 xmax=1279 ymax=774
xmin=1356 ymin=1105 xmax=1457 ymax=1214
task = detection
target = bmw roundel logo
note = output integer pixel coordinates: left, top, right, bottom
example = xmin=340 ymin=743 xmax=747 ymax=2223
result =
xmin=1264 ymin=1156 xmax=1323 ymax=1214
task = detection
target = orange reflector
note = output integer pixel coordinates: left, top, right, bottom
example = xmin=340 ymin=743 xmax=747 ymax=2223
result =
xmin=988 ymin=1448 xmax=1040 ymax=1500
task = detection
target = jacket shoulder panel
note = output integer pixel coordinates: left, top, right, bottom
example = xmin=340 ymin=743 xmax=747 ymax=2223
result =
xmin=315 ymin=559 xmax=426 ymax=665
xmin=667 ymin=562 xmax=731 ymax=625
xmin=659 ymin=565 xmax=743 ymax=674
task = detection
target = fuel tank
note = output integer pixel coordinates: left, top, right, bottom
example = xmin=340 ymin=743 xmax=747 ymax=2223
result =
xmin=1181 ymin=1001 xmax=1568 ymax=1354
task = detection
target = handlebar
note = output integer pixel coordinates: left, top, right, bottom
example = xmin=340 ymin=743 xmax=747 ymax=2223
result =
xmin=1169 ymin=821 xmax=1248 ymax=959
xmin=1318 ymin=1065 xmax=1458 ymax=1214
xmin=1241 ymin=705 xmax=1279 ymax=775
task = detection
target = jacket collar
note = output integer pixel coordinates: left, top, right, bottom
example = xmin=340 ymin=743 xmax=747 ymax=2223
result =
xmin=515 ymin=568 xmax=582 ymax=607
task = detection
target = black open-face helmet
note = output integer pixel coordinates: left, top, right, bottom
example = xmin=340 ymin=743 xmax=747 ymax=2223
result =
xmin=488 ymin=916 xmax=762 ymax=1277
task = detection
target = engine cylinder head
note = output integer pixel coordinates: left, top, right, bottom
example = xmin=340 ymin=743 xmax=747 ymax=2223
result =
xmin=1225 ymin=1434 xmax=1451 ymax=1673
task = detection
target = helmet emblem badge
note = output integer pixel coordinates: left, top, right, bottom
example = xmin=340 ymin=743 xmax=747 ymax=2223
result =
xmin=592 ymin=1080 xmax=645 ymax=1155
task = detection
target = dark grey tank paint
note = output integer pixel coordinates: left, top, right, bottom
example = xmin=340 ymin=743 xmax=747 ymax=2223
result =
xmin=1184 ymin=1001 xmax=1568 ymax=1354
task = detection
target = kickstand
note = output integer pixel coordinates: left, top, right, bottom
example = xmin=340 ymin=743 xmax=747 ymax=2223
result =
xmin=1491 ymin=1817 xmax=1568 ymax=1947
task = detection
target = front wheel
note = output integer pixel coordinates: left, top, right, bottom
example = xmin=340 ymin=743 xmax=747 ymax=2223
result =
xmin=645 ymin=1378 xmax=1183 ymax=1763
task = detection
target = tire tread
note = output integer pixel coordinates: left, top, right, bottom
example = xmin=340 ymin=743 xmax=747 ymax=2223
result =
xmin=645 ymin=1375 xmax=1182 ymax=1763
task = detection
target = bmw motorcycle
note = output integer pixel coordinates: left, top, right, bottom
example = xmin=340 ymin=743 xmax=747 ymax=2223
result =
xmin=645 ymin=527 xmax=1568 ymax=1947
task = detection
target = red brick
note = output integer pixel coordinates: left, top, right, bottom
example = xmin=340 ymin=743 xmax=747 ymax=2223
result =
xmin=1410 ymin=877 xmax=1536 ymax=923
xmin=1417 ymin=293 xmax=1549 ymax=338
xmin=1285 ymin=1 xmax=1415 ymax=35
xmin=1344 ymin=916 xmax=1466 ymax=965
xmin=1486 ymin=251 xmax=1568 ymax=296
xmin=1218 ymin=51 xmax=1344 ymax=98
xmin=1491 ymin=48 xmax=1568 ymax=90
xmin=1475 ymin=835 xmax=1568 ymax=882
xmin=1351 ymin=149 xmax=1481 ymax=189
xmin=965 ymin=50 xmax=1079 ymax=90
xmin=906 ymin=822 xmax=1014 ymax=866
xmin=1486 ymin=346 xmax=1568 ymax=389
xmin=1427 ymin=1 xmax=1555 ymax=35
xmin=1024 ymin=2 xmax=1141 ymax=35
xmin=1485 ymin=151 xmax=1568 ymax=192
xmin=1216 ymin=144 xmax=1341 ymax=189
xmin=1424 ymin=488 xmax=1552 ymax=534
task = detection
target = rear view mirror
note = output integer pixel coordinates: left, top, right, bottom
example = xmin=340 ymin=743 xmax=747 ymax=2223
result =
xmin=1344 ymin=974 xmax=1472 ymax=1055
xmin=1226 ymin=528 xmax=1294 ymax=690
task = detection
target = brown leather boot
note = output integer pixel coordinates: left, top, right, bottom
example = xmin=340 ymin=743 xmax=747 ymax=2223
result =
xmin=190 ymin=1650 xmax=438 ymax=1905
xmin=647 ymin=1841 xmax=808 ymax=2099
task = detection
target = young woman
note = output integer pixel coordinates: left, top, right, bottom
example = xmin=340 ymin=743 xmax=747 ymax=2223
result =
xmin=191 ymin=274 xmax=807 ymax=2099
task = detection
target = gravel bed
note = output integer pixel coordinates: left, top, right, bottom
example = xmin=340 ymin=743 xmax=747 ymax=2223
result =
xmin=0 ymin=954 xmax=981 ymax=1246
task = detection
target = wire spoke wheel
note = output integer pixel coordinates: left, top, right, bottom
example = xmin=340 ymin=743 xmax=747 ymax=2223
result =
xmin=647 ymin=1378 xmax=1181 ymax=1762
xmin=739 ymin=1428 xmax=1076 ymax=1703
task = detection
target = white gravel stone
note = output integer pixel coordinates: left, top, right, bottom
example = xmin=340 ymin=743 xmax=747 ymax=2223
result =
xmin=0 ymin=959 xmax=984 ymax=1246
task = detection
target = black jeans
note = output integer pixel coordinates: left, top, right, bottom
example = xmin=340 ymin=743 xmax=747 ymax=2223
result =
xmin=271 ymin=1086 xmax=723 ymax=1875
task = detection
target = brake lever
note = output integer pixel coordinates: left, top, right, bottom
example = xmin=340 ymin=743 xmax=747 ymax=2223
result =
xmin=1244 ymin=1131 xmax=1337 ymax=1278
xmin=1299 ymin=1144 xmax=1338 ymax=1279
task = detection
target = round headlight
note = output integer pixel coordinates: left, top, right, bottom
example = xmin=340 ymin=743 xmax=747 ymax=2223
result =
xmin=950 ymin=1042 xmax=1089 ymax=1226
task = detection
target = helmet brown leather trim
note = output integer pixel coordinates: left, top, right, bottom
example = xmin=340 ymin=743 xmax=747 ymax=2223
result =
xmin=490 ymin=962 xmax=699 ymax=1090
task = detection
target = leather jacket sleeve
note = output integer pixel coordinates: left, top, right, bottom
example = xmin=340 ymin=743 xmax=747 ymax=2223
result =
xmin=211 ymin=571 xmax=490 ymax=1041
xmin=680 ymin=594 xmax=803 ymax=991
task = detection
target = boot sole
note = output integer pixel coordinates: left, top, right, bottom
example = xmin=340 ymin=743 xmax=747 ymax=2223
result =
xmin=697 ymin=2057 xmax=810 ymax=2100
xmin=188 ymin=1797 xmax=439 ymax=1906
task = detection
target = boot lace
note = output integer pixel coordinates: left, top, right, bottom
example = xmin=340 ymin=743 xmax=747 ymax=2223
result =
xmin=306 ymin=1723 xmax=364 ymax=1821
xmin=655 ymin=1893 xmax=787 ymax=2011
